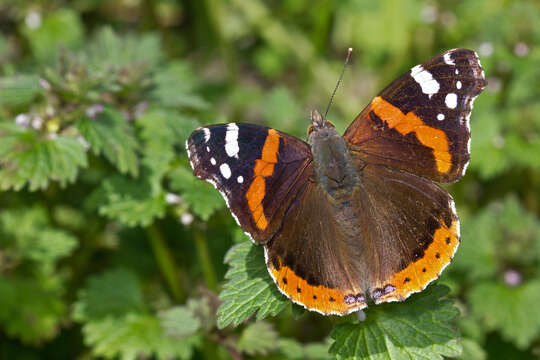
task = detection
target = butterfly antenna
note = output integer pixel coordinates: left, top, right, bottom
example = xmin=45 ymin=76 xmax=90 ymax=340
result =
xmin=323 ymin=47 xmax=353 ymax=123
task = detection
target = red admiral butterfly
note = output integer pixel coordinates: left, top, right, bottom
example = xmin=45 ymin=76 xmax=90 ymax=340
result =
xmin=187 ymin=49 xmax=486 ymax=315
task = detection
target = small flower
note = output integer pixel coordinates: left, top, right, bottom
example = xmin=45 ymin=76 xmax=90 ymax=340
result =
xmin=31 ymin=116 xmax=43 ymax=130
xmin=479 ymin=42 xmax=494 ymax=57
xmin=504 ymin=269 xmax=522 ymax=287
xmin=514 ymin=42 xmax=529 ymax=57
xmin=85 ymin=104 xmax=105 ymax=119
xmin=25 ymin=10 xmax=42 ymax=29
xmin=420 ymin=6 xmax=437 ymax=23
xmin=39 ymin=78 xmax=51 ymax=90
xmin=165 ymin=193 xmax=181 ymax=204
xmin=14 ymin=113 xmax=30 ymax=127
xmin=181 ymin=213 xmax=194 ymax=226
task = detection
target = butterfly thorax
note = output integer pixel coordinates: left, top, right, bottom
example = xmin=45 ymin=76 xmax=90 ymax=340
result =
xmin=309 ymin=126 xmax=360 ymax=201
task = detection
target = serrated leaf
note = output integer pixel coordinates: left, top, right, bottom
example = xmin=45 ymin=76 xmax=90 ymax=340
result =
xmin=136 ymin=109 xmax=199 ymax=178
xmin=237 ymin=321 xmax=279 ymax=356
xmin=329 ymin=285 xmax=461 ymax=360
xmin=0 ymin=123 xmax=87 ymax=191
xmin=278 ymin=338 xmax=305 ymax=359
xmin=93 ymin=173 xmax=167 ymax=227
xmin=158 ymin=306 xmax=200 ymax=338
xmin=87 ymin=27 xmax=163 ymax=72
xmin=81 ymin=313 xmax=199 ymax=360
xmin=216 ymin=242 xmax=288 ymax=328
xmin=468 ymin=280 xmax=540 ymax=349
xmin=0 ymin=275 xmax=65 ymax=344
xmin=455 ymin=195 xmax=540 ymax=280
xmin=73 ymin=268 xmax=145 ymax=322
xmin=76 ymin=108 xmax=139 ymax=176
xmin=304 ymin=340 xmax=333 ymax=360
xmin=21 ymin=9 xmax=84 ymax=62
xmin=151 ymin=61 xmax=208 ymax=109
xmin=0 ymin=206 xmax=78 ymax=269
xmin=169 ymin=165 xmax=224 ymax=220
xmin=0 ymin=75 xmax=40 ymax=106
xmin=460 ymin=338 xmax=487 ymax=360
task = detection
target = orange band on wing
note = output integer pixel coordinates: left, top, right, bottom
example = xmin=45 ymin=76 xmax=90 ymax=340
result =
xmin=268 ymin=258 xmax=366 ymax=315
xmin=245 ymin=129 xmax=281 ymax=230
xmin=375 ymin=218 xmax=459 ymax=303
xmin=370 ymin=96 xmax=452 ymax=173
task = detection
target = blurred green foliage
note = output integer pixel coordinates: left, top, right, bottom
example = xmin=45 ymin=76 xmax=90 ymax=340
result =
xmin=0 ymin=0 xmax=538 ymax=359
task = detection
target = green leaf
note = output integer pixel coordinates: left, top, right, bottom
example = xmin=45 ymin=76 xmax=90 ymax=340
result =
xmin=169 ymin=165 xmax=224 ymax=220
xmin=329 ymin=285 xmax=461 ymax=360
xmin=151 ymin=61 xmax=208 ymax=109
xmin=87 ymin=27 xmax=163 ymax=72
xmin=73 ymin=268 xmax=145 ymax=322
xmin=261 ymin=86 xmax=305 ymax=137
xmin=81 ymin=313 xmax=200 ymax=360
xmin=0 ymin=75 xmax=40 ymax=106
xmin=460 ymin=338 xmax=487 ymax=360
xmin=468 ymin=280 xmax=540 ymax=349
xmin=76 ymin=108 xmax=139 ymax=177
xmin=21 ymin=9 xmax=84 ymax=62
xmin=216 ymin=242 xmax=288 ymax=329
xmin=278 ymin=338 xmax=305 ymax=359
xmin=92 ymin=173 xmax=167 ymax=227
xmin=455 ymin=195 xmax=540 ymax=280
xmin=158 ymin=306 xmax=201 ymax=338
xmin=0 ymin=206 xmax=78 ymax=270
xmin=237 ymin=321 xmax=279 ymax=356
xmin=0 ymin=275 xmax=66 ymax=344
xmin=136 ymin=108 xmax=198 ymax=177
xmin=0 ymin=123 xmax=87 ymax=191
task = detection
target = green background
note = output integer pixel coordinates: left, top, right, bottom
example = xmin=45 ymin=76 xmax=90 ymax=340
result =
xmin=0 ymin=0 xmax=538 ymax=359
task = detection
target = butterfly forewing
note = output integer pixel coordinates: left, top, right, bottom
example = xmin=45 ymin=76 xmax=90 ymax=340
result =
xmin=344 ymin=48 xmax=486 ymax=183
xmin=186 ymin=123 xmax=312 ymax=243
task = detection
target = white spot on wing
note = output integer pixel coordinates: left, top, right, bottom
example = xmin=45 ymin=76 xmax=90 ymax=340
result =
xmin=220 ymin=163 xmax=231 ymax=179
xmin=445 ymin=93 xmax=458 ymax=109
xmin=455 ymin=69 xmax=459 ymax=75
xmin=206 ymin=146 xmax=210 ymax=152
xmin=456 ymin=81 xmax=462 ymax=89
xmin=203 ymin=128 xmax=211 ymax=142
xmin=410 ymin=64 xmax=440 ymax=98
xmin=225 ymin=123 xmax=240 ymax=158
xmin=443 ymin=53 xmax=455 ymax=65
xmin=210 ymin=157 xmax=216 ymax=165
xmin=237 ymin=175 xmax=244 ymax=183
xmin=437 ymin=113 xmax=445 ymax=121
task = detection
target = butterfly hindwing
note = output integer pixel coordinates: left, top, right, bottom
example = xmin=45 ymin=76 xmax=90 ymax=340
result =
xmin=186 ymin=123 xmax=312 ymax=243
xmin=344 ymin=48 xmax=486 ymax=183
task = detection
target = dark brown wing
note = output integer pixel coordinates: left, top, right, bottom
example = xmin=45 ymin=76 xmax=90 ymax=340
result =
xmin=264 ymin=180 xmax=369 ymax=315
xmin=187 ymin=123 xmax=312 ymax=243
xmin=344 ymin=48 xmax=486 ymax=183
xmin=355 ymin=163 xmax=460 ymax=304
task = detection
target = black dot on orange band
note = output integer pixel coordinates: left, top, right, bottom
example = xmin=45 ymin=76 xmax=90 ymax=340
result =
xmin=422 ymin=267 xmax=426 ymax=272
xmin=329 ymin=297 xmax=335 ymax=302
xmin=404 ymin=277 xmax=410 ymax=284
xmin=296 ymin=287 xmax=301 ymax=293
xmin=313 ymin=295 xmax=317 ymax=299
xmin=446 ymin=237 xmax=451 ymax=244
xmin=282 ymin=277 xmax=287 ymax=284
xmin=435 ymin=252 xmax=441 ymax=259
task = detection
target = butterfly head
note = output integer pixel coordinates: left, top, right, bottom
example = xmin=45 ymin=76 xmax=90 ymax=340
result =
xmin=308 ymin=109 xmax=338 ymax=143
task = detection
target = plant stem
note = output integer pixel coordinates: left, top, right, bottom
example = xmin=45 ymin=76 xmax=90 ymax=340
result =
xmin=193 ymin=227 xmax=218 ymax=291
xmin=146 ymin=224 xmax=185 ymax=302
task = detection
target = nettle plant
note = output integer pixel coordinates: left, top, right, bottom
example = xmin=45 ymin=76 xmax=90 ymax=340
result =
xmin=2 ymin=4 xmax=540 ymax=360
xmin=0 ymin=26 xmax=463 ymax=359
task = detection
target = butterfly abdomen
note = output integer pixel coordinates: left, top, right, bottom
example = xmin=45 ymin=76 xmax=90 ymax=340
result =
xmin=310 ymin=127 xmax=360 ymax=200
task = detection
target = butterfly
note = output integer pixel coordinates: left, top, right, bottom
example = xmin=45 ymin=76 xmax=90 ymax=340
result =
xmin=186 ymin=49 xmax=486 ymax=315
